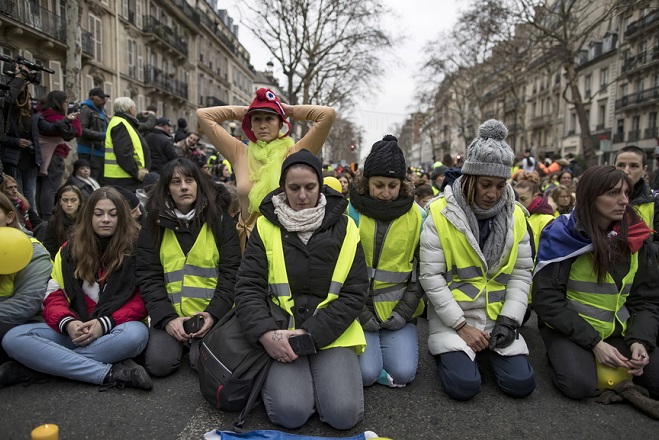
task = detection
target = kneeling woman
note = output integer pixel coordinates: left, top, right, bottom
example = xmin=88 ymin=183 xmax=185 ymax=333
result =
xmin=3 ymin=187 xmax=151 ymax=389
xmin=235 ymin=149 xmax=368 ymax=429
xmin=420 ymin=120 xmax=536 ymax=401
xmin=532 ymin=165 xmax=659 ymax=399
xmin=349 ymin=135 xmax=424 ymax=387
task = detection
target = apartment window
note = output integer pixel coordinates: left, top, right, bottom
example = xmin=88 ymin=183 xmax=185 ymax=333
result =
xmin=136 ymin=0 xmax=143 ymax=28
xmin=600 ymin=68 xmax=608 ymax=90
xmin=649 ymin=112 xmax=657 ymax=130
xmin=598 ymin=104 xmax=606 ymax=127
xmin=104 ymin=82 xmax=113 ymax=113
xmin=48 ymin=60 xmax=62 ymax=92
xmin=137 ymin=95 xmax=145 ymax=113
xmin=127 ymin=39 xmax=136 ymax=77
xmin=584 ymin=74 xmax=591 ymax=98
xmin=89 ymin=14 xmax=103 ymax=62
xmin=621 ymin=83 xmax=628 ymax=97
xmin=121 ymin=0 xmax=129 ymax=19
xmin=617 ymin=119 xmax=624 ymax=136
xmin=85 ymin=75 xmax=94 ymax=93
xmin=137 ymin=43 xmax=143 ymax=81
xmin=632 ymin=115 xmax=641 ymax=132
xmin=570 ymin=113 xmax=576 ymax=133
xmin=639 ymin=41 xmax=647 ymax=63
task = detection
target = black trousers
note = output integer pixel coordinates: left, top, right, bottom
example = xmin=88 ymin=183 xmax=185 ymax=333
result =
xmin=540 ymin=326 xmax=659 ymax=399
xmin=0 ymin=322 xmax=20 ymax=364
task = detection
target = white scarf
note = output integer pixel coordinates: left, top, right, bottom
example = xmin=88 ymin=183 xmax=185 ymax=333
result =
xmin=272 ymin=192 xmax=326 ymax=245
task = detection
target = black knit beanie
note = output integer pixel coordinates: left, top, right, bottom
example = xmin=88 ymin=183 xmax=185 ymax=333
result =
xmin=279 ymin=149 xmax=323 ymax=187
xmin=363 ymin=135 xmax=406 ymax=180
xmin=73 ymin=158 xmax=91 ymax=174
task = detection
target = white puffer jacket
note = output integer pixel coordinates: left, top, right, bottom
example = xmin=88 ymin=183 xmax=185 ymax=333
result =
xmin=419 ymin=187 xmax=533 ymax=360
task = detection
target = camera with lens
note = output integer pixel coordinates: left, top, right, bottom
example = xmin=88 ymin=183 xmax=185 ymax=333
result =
xmin=2 ymin=62 xmax=42 ymax=85
xmin=67 ymin=101 xmax=80 ymax=115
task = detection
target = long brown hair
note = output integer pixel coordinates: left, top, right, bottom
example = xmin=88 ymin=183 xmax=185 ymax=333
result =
xmin=69 ymin=187 xmax=139 ymax=284
xmin=0 ymin=193 xmax=21 ymax=229
xmin=575 ymin=166 xmax=637 ymax=283
xmin=51 ymin=185 xmax=83 ymax=247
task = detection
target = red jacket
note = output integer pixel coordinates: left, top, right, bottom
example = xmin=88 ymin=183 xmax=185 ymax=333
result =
xmin=43 ymin=285 xmax=147 ymax=334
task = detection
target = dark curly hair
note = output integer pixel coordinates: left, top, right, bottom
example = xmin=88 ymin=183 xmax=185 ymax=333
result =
xmin=351 ymin=174 xmax=414 ymax=199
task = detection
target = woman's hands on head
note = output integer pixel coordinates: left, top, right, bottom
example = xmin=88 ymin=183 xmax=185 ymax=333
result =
xmin=258 ymin=329 xmax=307 ymax=363
xmin=281 ymin=103 xmax=293 ymax=118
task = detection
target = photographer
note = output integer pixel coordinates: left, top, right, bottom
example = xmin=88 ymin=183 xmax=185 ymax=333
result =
xmin=0 ymin=67 xmax=40 ymax=212
xmin=0 ymin=66 xmax=28 ymax=187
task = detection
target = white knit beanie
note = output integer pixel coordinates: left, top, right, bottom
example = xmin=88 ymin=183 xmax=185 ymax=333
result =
xmin=461 ymin=120 xmax=514 ymax=179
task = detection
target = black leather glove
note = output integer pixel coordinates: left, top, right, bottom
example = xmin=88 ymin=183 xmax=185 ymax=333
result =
xmin=488 ymin=316 xmax=519 ymax=350
xmin=381 ymin=311 xmax=406 ymax=331
xmin=361 ymin=317 xmax=381 ymax=333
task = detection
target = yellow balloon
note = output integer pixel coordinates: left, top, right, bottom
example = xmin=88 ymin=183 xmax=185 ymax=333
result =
xmin=596 ymin=362 xmax=632 ymax=389
xmin=323 ymin=176 xmax=343 ymax=194
xmin=0 ymin=227 xmax=34 ymax=275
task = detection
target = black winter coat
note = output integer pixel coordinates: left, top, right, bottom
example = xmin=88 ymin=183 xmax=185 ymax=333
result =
xmin=77 ymin=102 xmax=108 ymax=155
xmin=234 ymin=188 xmax=368 ymax=349
xmin=136 ymin=194 xmax=240 ymax=329
xmin=532 ymin=241 xmax=659 ymax=352
xmin=144 ymin=128 xmax=178 ymax=174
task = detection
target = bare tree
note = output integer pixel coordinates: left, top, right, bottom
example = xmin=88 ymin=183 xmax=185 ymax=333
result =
xmin=65 ymin=0 xmax=82 ymax=101
xmin=243 ymin=0 xmax=394 ymax=115
xmin=508 ymin=0 xmax=637 ymax=167
xmin=324 ymin=116 xmax=362 ymax=164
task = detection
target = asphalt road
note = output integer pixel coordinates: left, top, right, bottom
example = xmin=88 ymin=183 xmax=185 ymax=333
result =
xmin=2 ymin=313 xmax=657 ymax=439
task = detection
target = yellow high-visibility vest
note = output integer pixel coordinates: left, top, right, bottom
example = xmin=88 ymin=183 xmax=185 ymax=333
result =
xmin=566 ymin=251 xmax=637 ymax=339
xmin=429 ymin=197 xmax=527 ymax=320
xmin=160 ymin=224 xmax=219 ymax=317
xmin=256 ymin=215 xmax=366 ymax=353
xmin=104 ymin=116 xmax=145 ymax=178
xmin=359 ymin=206 xmax=424 ymax=321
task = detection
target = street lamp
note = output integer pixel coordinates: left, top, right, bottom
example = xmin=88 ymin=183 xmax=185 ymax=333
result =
xmin=228 ymin=121 xmax=236 ymax=137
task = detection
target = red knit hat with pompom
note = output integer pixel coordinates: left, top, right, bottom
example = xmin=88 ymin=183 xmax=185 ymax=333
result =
xmin=242 ymin=88 xmax=292 ymax=142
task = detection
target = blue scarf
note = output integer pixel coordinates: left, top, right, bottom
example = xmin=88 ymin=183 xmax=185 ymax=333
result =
xmin=533 ymin=212 xmax=592 ymax=275
xmin=81 ymin=98 xmax=108 ymax=123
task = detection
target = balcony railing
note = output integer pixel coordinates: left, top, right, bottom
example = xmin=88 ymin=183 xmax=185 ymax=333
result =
xmin=615 ymin=86 xmax=659 ymax=109
xmin=142 ymin=16 xmax=187 ymax=55
xmin=172 ymin=0 xmax=200 ymax=25
xmin=1 ymin=0 xmax=66 ymax=42
xmin=531 ymin=114 xmax=552 ymax=127
xmin=205 ymin=96 xmax=227 ymax=107
xmin=595 ymin=123 xmax=606 ymax=131
xmin=613 ymin=133 xmax=624 ymax=143
xmin=645 ymin=127 xmax=658 ymax=139
xmin=143 ymin=65 xmax=188 ymax=99
xmin=625 ymin=10 xmax=659 ymax=38
xmin=199 ymin=12 xmax=236 ymax=54
xmin=567 ymin=129 xmax=576 ymax=136
xmin=628 ymin=130 xmax=641 ymax=142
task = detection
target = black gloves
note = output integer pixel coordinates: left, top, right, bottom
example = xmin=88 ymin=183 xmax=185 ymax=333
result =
xmin=489 ymin=316 xmax=520 ymax=350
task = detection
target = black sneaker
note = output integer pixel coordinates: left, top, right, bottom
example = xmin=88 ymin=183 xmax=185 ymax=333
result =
xmin=103 ymin=359 xmax=152 ymax=391
xmin=0 ymin=361 xmax=35 ymax=388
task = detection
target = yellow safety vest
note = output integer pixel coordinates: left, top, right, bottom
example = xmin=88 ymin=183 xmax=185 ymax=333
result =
xmin=359 ymin=206 xmax=424 ymax=321
xmin=160 ymin=224 xmax=219 ymax=317
xmin=1 ymin=237 xmax=47 ymax=297
xmin=429 ymin=197 xmax=527 ymax=320
xmin=527 ymin=213 xmax=555 ymax=253
xmin=633 ymin=201 xmax=654 ymax=230
xmin=566 ymin=251 xmax=637 ymax=339
xmin=256 ymin=215 xmax=366 ymax=354
xmin=104 ymin=116 xmax=145 ymax=178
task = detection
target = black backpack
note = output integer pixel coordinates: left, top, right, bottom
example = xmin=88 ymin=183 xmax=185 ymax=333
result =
xmin=198 ymin=308 xmax=273 ymax=429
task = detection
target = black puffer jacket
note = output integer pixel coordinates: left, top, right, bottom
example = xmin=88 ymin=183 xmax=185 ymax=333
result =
xmin=234 ymin=188 xmax=368 ymax=349
xmin=144 ymin=128 xmax=178 ymax=174
xmin=136 ymin=190 xmax=240 ymax=329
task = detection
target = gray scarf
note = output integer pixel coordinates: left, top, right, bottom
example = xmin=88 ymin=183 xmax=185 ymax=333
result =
xmin=272 ymin=193 xmax=326 ymax=245
xmin=451 ymin=175 xmax=514 ymax=270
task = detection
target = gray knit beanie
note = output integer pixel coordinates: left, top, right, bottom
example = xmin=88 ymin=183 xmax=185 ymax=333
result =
xmin=461 ymin=120 xmax=514 ymax=179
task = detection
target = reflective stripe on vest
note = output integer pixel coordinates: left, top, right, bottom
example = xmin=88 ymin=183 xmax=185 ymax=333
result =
xmin=160 ymin=223 xmax=219 ymax=317
xmin=0 ymin=237 xmax=46 ymax=297
xmin=257 ymin=214 xmax=366 ymax=354
xmin=104 ymin=116 xmax=145 ymax=178
xmin=634 ymin=202 xmax=654 ymax=230
xmin=360 ymin=206 xmax=424 ymax=321
xmin=429 ymin=197 xmax=527 ymax=320
xmin=565 ymin=251 xmax=637 ymax=339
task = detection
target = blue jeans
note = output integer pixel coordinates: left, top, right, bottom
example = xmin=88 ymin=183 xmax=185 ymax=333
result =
xmin=2 ymin=322 xmax=149 ymax=384
xmin=359 ymin=323 xmax=418 ymax=386
xmin=436 ymin=350 xmax=536 ymax=401
xmin=262 ymin=347 xmax=363 ymax=430
xmin=3 ymin=164 xmax=38 ymax=213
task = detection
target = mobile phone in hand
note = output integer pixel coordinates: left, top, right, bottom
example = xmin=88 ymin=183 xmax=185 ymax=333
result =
xmin=183 ymin=315 xmax=204 ymax=334
xmin=288 ymin=333 xmax=316 ymax=356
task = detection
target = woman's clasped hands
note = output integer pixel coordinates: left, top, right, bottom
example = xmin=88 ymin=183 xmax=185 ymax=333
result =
xmin=67 ymin=319 xmax=103 ymax=346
